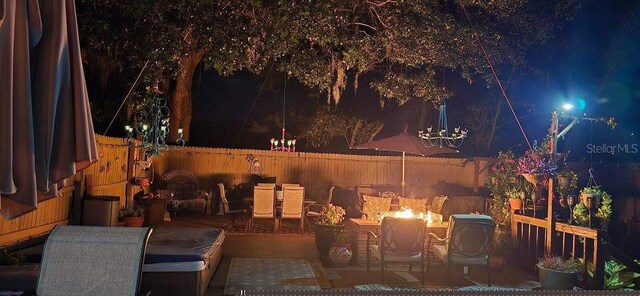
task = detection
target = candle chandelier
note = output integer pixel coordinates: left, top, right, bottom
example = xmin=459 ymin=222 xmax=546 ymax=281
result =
xmin=418 ymin=101 xmax=468 ymax=148
xmin=269 ymin=76 xmax=296 ymax=152
xmin=125 ymin=95 xmax=184 ymax=158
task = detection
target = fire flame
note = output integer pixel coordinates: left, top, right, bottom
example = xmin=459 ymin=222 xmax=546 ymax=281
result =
xmin=378 ymin=209 xmax=439 ymax=225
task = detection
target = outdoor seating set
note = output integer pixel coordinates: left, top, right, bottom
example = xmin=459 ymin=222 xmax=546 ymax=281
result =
xmin=217 ymin=181 xmax=315 ymax=233
xmin=364 ymin=214 xmax=495 ymax=286
xmin=328 ymin=183 xmax=487 ymax=222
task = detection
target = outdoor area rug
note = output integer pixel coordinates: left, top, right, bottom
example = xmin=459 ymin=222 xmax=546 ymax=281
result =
xmin=328 ymin=269 xmax=474 ymax=290
xmin=224 ymin=257 xmax=322 ymax=294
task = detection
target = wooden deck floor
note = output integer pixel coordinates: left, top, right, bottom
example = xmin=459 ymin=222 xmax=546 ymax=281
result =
xmin=164 ymin=213 xmax=541 ymax=295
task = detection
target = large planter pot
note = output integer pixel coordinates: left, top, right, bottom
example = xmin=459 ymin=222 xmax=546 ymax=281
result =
xmin=328 ymin=243 xmax=352 ymax=266
xmin=123 ymin=216 xmax=144 ymax=227
xmin=315 ymin=224 xmax=345 ymax=262
xmin=537 ymin=264 xmax=577 ymax=290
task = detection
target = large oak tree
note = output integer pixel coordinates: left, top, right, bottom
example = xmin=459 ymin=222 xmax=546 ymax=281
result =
xmin=78 ymin=0 xmax=578 ymax=142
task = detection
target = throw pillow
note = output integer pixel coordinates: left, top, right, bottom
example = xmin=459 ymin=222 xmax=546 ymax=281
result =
xmin=430 ymin=195 xmax=449 ymax=214
xmin=362 ymin=194 xmax=392 ymax=220
xmin=398 ymin=197 xmax=427 ymax=213
xmin=378 ymin=191 xmax=398 ymax=200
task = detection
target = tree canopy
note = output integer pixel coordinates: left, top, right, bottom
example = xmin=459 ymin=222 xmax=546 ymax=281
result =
xmin=78 ymin=0 xmax=579 ymax=142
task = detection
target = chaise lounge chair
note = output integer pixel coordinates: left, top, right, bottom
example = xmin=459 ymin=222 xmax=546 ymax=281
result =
xmin=37 ymin=225 xmax=152 ymax=296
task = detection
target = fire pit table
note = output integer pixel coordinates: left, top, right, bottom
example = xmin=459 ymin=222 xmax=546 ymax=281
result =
xmin=346 ymin=218 xmax=448 ymax=265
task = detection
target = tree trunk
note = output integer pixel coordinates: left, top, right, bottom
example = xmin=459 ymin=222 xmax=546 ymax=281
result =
xmin=169 ymin=49 xmax=206 ymax=142
xmin=417 ymin=100 xmax=428 ymax=131
xmin=485 ymin=100 xmax=503 ymax=150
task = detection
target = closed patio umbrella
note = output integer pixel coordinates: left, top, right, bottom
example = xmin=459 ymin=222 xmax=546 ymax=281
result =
xmin=352 ymin=133 xmax=458 ymax=196
xmin=0 ymin=0 xmax=97 ymax=219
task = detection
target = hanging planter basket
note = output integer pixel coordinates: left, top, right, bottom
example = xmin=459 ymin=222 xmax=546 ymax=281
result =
xmin=521 ymin=173 xmax=547 ymax=185
xmin=580 ymin=193 xmax=601 ymax=209
xmin=557 ymin=176 xmax=570 ymax=187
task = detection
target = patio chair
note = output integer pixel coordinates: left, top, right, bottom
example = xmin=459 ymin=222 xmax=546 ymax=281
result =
xmin=427 ymin=214 xmax=494 ymax=286
xmin=219 ymin=183 xmax=245 ymax=231
xmin=281 ymin=186 xmax=305 ymax=234
xmin=163 ymin=169 xmax=209 ymax=216
xmin=367 ymin=217 xmax=427 ymax=284
xmin=246 ymin=185 xmax=276 ymax=232
xmin=305 ymin=186 xmax=335 ymax=230
xmin=37 ymin=225 xmax=152 ymax=296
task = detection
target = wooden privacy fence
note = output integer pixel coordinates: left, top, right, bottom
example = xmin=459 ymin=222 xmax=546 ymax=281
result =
xmin=0 ymin=135 xmax=139 ymax=246
xmin=83 ymin=135 xmax=139 ymax=208
xmin=152 ymin=146 xmax=492 ymax=202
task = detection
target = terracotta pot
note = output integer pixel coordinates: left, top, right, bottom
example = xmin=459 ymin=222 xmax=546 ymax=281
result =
xmin=123 ymin=216 xmax=144 ymax=227
xmin=509 ymin=198 xmax=524 ymax=210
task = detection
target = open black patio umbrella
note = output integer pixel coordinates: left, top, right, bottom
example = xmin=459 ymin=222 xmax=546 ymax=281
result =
xmin=0 ymin=0 xmax=98 ymax=219
xmin=352 ymin=133 xmax=458 ymax=196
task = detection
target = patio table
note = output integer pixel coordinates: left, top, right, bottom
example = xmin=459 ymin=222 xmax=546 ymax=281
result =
xmin=346 ymin=218 xmax=448 ymax=265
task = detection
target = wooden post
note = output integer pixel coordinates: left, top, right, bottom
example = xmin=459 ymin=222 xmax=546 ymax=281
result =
xmin=592 ymin=230 xmax=605 ymax=289
xmin=545 ymin=111 xmax=558 ymax=255
xmin=124 ymin=141 xmax=137 ymax=208
xmin=70 ymin=173 xmax=85 ymax=225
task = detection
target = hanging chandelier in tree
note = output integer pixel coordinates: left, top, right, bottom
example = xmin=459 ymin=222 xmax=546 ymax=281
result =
xmin=418 ymin=101 xmax=468 ymax=148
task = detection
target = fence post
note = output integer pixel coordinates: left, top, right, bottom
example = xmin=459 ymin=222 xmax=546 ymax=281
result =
xmin=545 ymin=111 xmax=558 ymax=256
xmin=592 ymin=230 xmax=605 ymax=289
xmin=124 ymin=141 xmax=137 ymax=208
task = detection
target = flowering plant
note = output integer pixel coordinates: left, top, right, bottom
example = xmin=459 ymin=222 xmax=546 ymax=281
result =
xmin=517 ymin=149 xmax=556 ymax=175
xmin=486 ymin=150 xmax=529 ymax=226
xmin=318 ymin=204 xmax=346 ymax=225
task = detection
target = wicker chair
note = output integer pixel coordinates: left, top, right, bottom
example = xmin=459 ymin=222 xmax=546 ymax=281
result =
xmin=163 ymin=169 xmax=209 ymax=216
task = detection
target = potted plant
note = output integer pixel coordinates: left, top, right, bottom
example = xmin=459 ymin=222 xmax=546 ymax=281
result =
xmin=556 ymin=170 xmax=578 ymax=206
xmin=119 ymin=205 xmax=145 ymax=227
xmin=517 ymin=138 xmax=557 ymax=185
xmin=315 ymin=204 xmax=346 ymax=263
xmin=537 ymin=255 xmax=582 ymax=290
xmin=580 ymin=186 xmax=602 ymax=208
xmin=572 ymin=186 xmax=612 ymax=229
xmin=556 ymin=170 xmax=577 ymax=189
xmin=506 ymin=188 xmax=525 ymax=210
xmin=328 ymin=228 xmax=352 ymax=266
xmin=486 ymin=151 xmax=518 ymax=225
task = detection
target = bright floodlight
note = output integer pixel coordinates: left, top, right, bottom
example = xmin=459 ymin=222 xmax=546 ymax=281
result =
xmin=562 ymin=103 xmax=574 ymax=111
